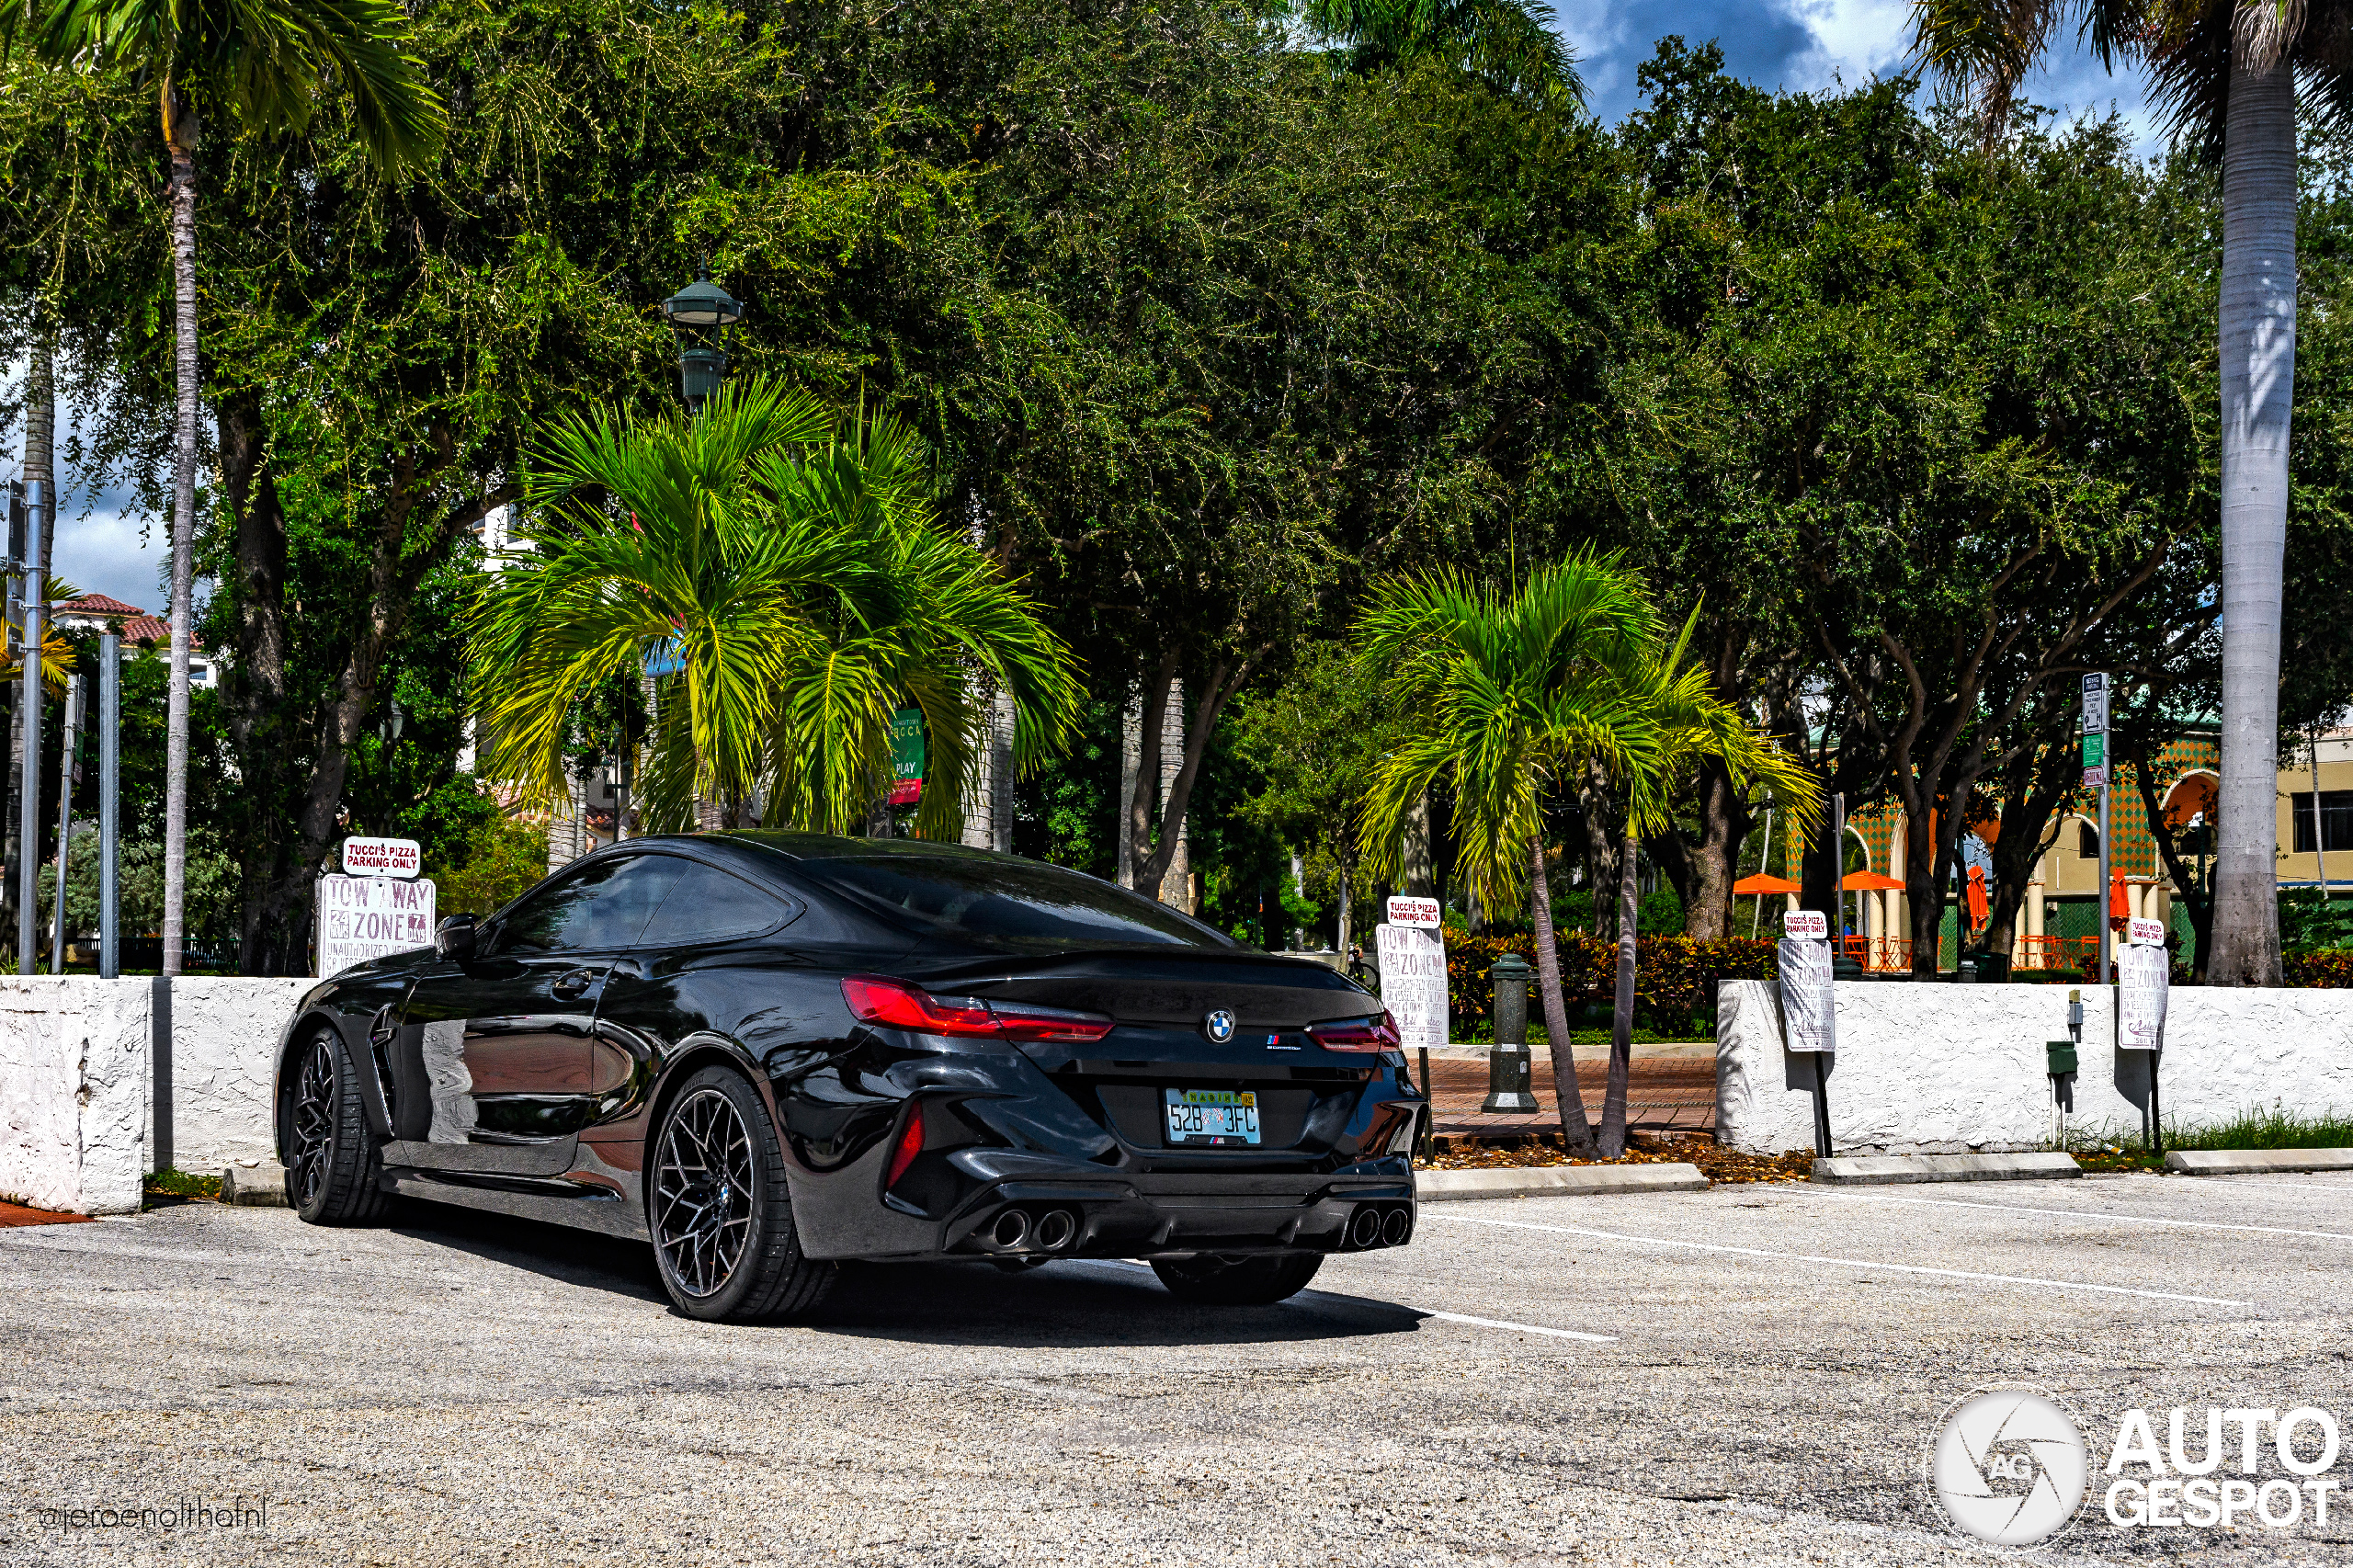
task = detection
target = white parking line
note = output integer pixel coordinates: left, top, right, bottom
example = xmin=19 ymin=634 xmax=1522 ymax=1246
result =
xmin=1813 ymin=1190 xmax=2353 ymax=1243
xmin=1423 ymin=1311 xmax=1617 ymax=1343
xmin=1423 ymin=1211 xmax=2252 ymax=1307
xmin=1060 ymin=1258 xmax=1619 ymax=1343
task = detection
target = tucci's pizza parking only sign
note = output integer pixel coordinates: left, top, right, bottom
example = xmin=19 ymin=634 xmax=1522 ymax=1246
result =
xmin=342 ymin=835 xmax=422 ymax=879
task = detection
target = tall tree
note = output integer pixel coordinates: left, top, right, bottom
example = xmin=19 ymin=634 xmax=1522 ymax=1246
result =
xmin=7 ymin=0 xmax=446 ymax=973
xmin=1909 ymin=0 xmax=2353 ymax=983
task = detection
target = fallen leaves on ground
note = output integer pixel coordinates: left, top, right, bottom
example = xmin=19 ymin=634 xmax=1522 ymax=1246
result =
xmin=1416 ymin=1135 xmax=1814 ymax=1185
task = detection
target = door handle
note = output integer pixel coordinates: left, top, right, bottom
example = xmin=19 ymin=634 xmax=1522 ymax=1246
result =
xmin=551 ymin=969 xmax=598 ymax=1001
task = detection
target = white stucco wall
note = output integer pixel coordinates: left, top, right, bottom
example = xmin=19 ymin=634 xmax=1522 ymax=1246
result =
xmin=0 ymin=976 xmax=313 ymax=1211
xmin=0 ymin=977 xmax=152 ymax=1214
xmin=1718 ymin=980 xmax=2353 ymax=1155
xmin=167 ymin=978 xmax=314 ymax=1175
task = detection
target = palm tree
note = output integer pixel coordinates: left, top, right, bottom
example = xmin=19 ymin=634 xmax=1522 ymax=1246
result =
xmin=1302 ymin=0 xmax=1585 ymax=105
xmin=1909 ymin=0 xmax=2337 ymax=983
xmin=1589 ymin=615 xmax=1816 ymax=1155
xmin=7 ymin=0 xmax=446 ymax=973
xmin=1354 ymin=552 xmax=1674 ymax=1154
xmin=469 ymin=378 xmax=1082 ymax=839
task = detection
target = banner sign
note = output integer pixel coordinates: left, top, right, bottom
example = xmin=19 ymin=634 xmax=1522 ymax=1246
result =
xmin=1384 ymin=895 xmax=1440 ymax=929
xmin=1374 ymin=921 xmax=1448 ymax=1053
xmin=316 ymin=873 xmax=438 ymax=978
xmin=2082 ymin=674 xmax=2109 ymax=789
xmin=341 ymin=835 xmax=421 ymax=879
xmin=1782 ymin=908 xmax=1829 ymax=941
xmin=2117 ymin=942 xmax=2169 ymax=1051
xmin=1778 ymin=934 xmax=1836 ymax=1052
xmin=889 ymin=708 xmax=925 ymax=806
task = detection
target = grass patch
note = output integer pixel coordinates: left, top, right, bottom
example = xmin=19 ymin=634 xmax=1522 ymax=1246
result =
xmin=143 ymin=1168 xmax=222 ymax=1208
xmin=2063 ymin=1103 xmax=2353 ymax=1172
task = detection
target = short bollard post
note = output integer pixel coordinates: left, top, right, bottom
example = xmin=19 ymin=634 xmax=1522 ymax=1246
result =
xmin=1482 ymin=953 xmax=1541 ymax=1114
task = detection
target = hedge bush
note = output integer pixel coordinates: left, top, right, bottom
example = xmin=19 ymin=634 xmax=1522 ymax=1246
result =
xmin=1442 ymin=931 xmax=1775 ymax=1036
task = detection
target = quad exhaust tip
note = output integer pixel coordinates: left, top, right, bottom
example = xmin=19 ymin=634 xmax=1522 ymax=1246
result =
xmin=1342 ymin=1201 xmax=1415 ymax=1252
xmin=1379 ymin=1207 xmax=1412 ymax=1247
xmin=990 ymin=1209 xmax=1031 ymax=1251
xmin=1347 ymin=1206 xmax=1383 ymax=1249
xmin=1034 ymin=1209 xmax=1078 ymax=1251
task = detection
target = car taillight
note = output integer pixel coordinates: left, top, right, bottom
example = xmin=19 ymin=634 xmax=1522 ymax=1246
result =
xmin=842 ymin=975 xmax=999 ymax=1036
xmin=841 ymin=975 xmax=1114 ymax=1043
xmin=1311 ymin=1011 xmax=1402 ymax=1052
xmin=987 ymin=1001 xmax=1115 ymax=1043
xmin=885 ymin=1101 xmax=926 ymax=1188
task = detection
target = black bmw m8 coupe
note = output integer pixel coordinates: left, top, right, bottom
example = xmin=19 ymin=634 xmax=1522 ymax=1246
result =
xmin=275 ymin=834 xmax=1423 ymax=1321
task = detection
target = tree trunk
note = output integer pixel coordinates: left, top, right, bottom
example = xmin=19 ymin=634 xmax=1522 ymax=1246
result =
xmin=1126 ymin=653 xmax=1255 ymax=902
xmin=1530 ymin=835 xmax=1597 ymax=1153
xmin=1681 ymin=756 xmax=1751 ymax=941
xmin=161 ymin=90 xmax=201 ymax=976
xmin=1598 ymin=829 xmax=1640 ymax=1157
xmin=2210 ymin=52 xmax=2297 ymax=987
xmin=1401 ymin=791 xmax=1434 ymax=897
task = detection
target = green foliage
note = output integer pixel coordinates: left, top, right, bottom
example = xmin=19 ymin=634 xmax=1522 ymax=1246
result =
xmin=2279 ymin=890 xmax=2353 ymax=955
xmin=472 ymin=377 xmax=1082 ymax=836
xmin=40 ymin=828 xmax=240 ymax=952
xmin=1443 ymin=930 xmax=1773 ymax=1034
xmin=430 ymin=809 xmax=550 ymax=919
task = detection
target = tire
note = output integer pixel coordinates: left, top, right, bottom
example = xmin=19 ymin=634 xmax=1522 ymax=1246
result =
xmin=649 ymin=1065 xmax=835 ymax=1324
xmin=1150 ymin=1251 xmax=1323 ymax=1306
xmin=287 ymin=1029 xmax=391 ymax=1226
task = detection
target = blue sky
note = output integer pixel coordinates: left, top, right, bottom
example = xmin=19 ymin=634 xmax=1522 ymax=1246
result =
xmin=18 ymin=6 xmax=2169 ymax=613
xmin=1558 ymin=0 xmax=2160 ymax=147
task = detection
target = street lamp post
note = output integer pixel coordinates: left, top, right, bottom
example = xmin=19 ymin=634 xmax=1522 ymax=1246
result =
xmin=659 ymin=259 xmax=745 ymax=415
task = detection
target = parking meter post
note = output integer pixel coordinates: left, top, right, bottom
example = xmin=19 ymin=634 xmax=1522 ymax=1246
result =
xmin=1481 ymin=953 xmax=1540 ymax=1114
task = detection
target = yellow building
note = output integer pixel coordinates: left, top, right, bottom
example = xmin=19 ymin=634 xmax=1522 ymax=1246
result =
xmin=1811 ymin=729 xmax=2347 ymax=970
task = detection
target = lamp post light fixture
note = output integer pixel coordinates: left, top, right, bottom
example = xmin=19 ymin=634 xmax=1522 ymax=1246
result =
xmin=659 ymin=257 xmax=745 ymax=415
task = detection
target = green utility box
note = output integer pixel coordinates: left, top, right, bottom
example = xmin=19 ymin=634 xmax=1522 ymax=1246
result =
xmin=2046 ymin=1040 xmax=2079 ymax=1076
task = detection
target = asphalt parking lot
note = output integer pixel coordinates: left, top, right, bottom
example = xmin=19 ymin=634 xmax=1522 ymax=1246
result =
xmin=6 ymin=1172 xmax=2351 ymax=1566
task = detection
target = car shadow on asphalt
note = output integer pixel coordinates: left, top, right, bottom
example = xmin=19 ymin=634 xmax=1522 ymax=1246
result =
xmin=801 ymin=1259 xmax=1432 ymax=1348
xmin=386 ymin=1199 xmax=1427 ymax=1347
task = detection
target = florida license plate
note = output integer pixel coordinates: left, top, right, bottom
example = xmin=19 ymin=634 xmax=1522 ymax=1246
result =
xmin=1164 ymin=1088 xmax=1260 ymax=1146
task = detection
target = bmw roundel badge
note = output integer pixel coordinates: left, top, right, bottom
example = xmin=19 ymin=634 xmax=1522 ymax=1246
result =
xmin=1203 ymin=1008 xmax=1236 ymax=1043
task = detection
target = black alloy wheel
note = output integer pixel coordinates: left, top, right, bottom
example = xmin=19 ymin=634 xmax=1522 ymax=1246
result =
xmin=648 ymin=1065 xmax=835 ymax=1323
xmin=1150 ymin=1251 xmax=1324 ymax=1306
xmin=288 ymin=1031 xmax=390 ymax=1225
xmin=654 ymin=1086 xmax=756 ymax=1297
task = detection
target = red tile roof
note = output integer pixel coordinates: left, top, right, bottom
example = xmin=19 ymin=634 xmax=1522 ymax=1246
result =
xmin=119 ymin=615 xmax=171 ymax=645
xmin=56 ymin=593 xmax=147 ymax=618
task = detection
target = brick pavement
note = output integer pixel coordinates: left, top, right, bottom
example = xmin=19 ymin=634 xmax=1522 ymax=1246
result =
xmin=1420 ymin=1052 xmax=1714 ymax=1139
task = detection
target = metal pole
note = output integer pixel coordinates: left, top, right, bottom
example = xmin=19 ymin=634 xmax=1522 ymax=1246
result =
xmin=2312 ymin=734 xmax=2329 ymax=894
xmin=99 ymin=631 xmax=118 ymax=978
xmin=1750 ymin=804 xmax=1772 ymax=938
xmin=2097 ymin=768 xmax=2112 ymax=986
xmin=50 ymin=670 xmax=77 ymax=972
xmin=16 ymin=481 xmax=43 ymax=976
xmin=1812 ymin=1055 xmax=1834 ymax=1157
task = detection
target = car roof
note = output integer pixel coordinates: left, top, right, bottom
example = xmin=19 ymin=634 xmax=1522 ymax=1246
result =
xmin=720 ymin=831 xmax=1003 ymax=863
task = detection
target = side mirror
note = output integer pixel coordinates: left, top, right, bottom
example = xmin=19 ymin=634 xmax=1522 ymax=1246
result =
xmin=436 ymin=913 xmax=478 ymax=961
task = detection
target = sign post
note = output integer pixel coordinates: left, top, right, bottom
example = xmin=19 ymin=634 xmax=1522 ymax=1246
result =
xmin=15 ymin=478 xmax=43 ymax=975
xmin=2117 ymin=915 xmax=2170 ymax=1153
xmin=1779 ymin=909 xmax=1836 ymax=1156
xmin=315 ymin=874 xmax=438 ymax=977
xmin=1375 ymin=893 xmax=1449 ymax=1049
xmin=2083 ymin=673 xmax=2111 ymax=984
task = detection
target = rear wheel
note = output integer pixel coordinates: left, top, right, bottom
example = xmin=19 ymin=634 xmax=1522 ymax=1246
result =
xmin=1150 ymin=1252 xmax=1323 ymax=1305
xmin=287 ymin=1030 xmax=391 ymax=1226
xmin=650 ymin=1066 xmax=835 ymax=1323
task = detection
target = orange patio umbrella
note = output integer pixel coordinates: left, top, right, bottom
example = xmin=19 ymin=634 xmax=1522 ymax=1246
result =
xmin=1843 ymin=870 xmax=1904 ymax=892
xmin=1965 ymin=865 xmax=1990 ymax=928
xmin=1733 ymin=873 xmax=1804 ymax=895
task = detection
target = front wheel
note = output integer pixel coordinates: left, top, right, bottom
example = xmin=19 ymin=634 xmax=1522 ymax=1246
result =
xmin=287 ymin=1030 xmax=391 ymax=1226
xmin=1150 ymin=1252 xmax=1323 ymax=1305
xmin=649 ymin=1066 xmax=835 ymax=1323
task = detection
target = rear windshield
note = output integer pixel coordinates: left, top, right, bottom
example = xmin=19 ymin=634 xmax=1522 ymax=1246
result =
xmin=792 ymin=855 xmax=1230 ymax=949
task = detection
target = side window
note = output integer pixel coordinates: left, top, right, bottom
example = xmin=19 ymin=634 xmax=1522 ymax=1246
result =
xmin=638 ymin=861 xmax=788 ymax=949
xmin=494 ymin=856 xmax=685 ymax=954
